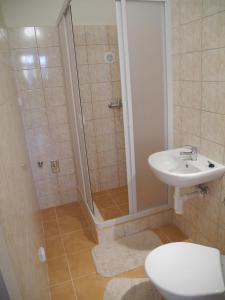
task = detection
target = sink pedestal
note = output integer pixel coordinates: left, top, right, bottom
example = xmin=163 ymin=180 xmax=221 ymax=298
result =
xmin=174 ymin=185 xmax=209 ymax=214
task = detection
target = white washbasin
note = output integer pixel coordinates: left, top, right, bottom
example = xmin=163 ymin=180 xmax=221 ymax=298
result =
xmin=148 ymin=148 xmax=225 ymax=187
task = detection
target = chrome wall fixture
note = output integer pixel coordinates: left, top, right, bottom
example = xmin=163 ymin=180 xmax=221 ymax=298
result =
xmin=108 ymin=99 xmax=122 ymax=109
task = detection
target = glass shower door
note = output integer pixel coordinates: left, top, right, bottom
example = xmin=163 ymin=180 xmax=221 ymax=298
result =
xmin=70 ymin=0 xmax=129 ymax=220
xmin=58 ymin=7 xmax=94 ymax=212
xmin=116 ymin=0 xmax=168 ymax=211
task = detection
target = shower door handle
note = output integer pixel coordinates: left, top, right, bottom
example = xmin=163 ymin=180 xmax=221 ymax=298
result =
xmin=108 ymin=100 xmax=122 ymax=109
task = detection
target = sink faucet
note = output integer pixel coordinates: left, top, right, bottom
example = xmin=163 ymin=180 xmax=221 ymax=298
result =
xmin=180 ymin=145 xmax=198 ymax=161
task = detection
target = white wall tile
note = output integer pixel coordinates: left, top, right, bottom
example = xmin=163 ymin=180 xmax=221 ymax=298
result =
xmin=11 ymin=48 xmax=39 ymax=70
xmin=8 ymin=27 xmax=36 ymax=49
xmin=41 ymin=67 xmax=64 ymax=87
xmin=20 ymin=89 xmax=44 ymax=110
xmin=35 ymin=26 xmax=59 ymax=47
xmin=38 ymin=47 xmax=61 ymax=68
xmin=44 ymin=87 xmax=66 ymax=106
xmin=15 ymin=69 xmax=42 ymax=90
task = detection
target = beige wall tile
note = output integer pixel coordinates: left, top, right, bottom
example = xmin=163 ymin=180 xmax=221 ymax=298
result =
xmin=172 ymin=55 xmax=180 ymax=80
xmin=180 ymin=0 xmax=202 ymax=24
xmin=107 ymin=26 xmax=118 ymax=45
xmin=180 ymin=133 xmax=201 ymax=148
xmin=202 ymin=82 xmax=225 ymax=114
xmin=181 ymin=107 xmax=201 ymax=136
xmin=73 ymin=25 xmax=125 ymax=195
xmin=77 ymin=65 xmax=90 ymax=84
xmin=172 ymin=27 xmax=180 ymax=54
xmin=10 ymin=25 xmax=79 ymax=209
xmin=180 ymin=52 xmax=201 ymax=81
xmin=180 ymin=20 xmax=201 ymax=53
xmin=79 ymin=83 xmax=92 ymax=102
xmin=82 ymin=102 xmax=93 ymax=121
xmin=171 ymin=0 xmax=180 ymax=28
xmin=75 ymin=45 xmax=88 ymax=65
xmin=0 ymin=24 xmax=49 ymax=299
xmin=180 ymin=81 xmax=201 ymax=109
xmin=202 ymin=48 xmax=225 ymax=81
xmin=110 ymin=63 xmax=120 ymax=81
xmin=202 ymin=12 xmax=225 ymax=49
xmin=87 ymin=45 xmax=108 ymax=64
xmin=171 ymin=1 xmax=225 ymax=253
xmin=89 ymin=64 xmax=111 ymax=83
xmin=91 ymin=82 xmax=112 ymax=101
xmin=200 ymin=138 xmax=225 ymax=163
xmin=73 ymin=25 xmax=86 ymax=46
xmin=201 ymin=111 xmax=225 ymax=144
xmin=203 ymin=0 xmax=225 ymax=17
xmin=85 ymin=26 xmax=108 ymax=45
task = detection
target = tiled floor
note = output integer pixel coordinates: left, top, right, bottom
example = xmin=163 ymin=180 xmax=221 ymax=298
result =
xmin=93 ymin=186 xmax=129 ymax=220
xmin=42 ymin=202 xmax=188 ymax=300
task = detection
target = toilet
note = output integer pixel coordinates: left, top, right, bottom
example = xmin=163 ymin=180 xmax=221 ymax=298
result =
xmin=145 ymin=242 xmax=225 ymax=300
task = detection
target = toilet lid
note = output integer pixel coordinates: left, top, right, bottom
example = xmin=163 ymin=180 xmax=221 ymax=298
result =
xmin=145 ymin=242 xmax=225 ymax=297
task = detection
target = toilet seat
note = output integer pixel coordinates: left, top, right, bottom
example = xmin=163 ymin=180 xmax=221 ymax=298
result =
xmin=145 ymin=242 xmax=225 ymax=298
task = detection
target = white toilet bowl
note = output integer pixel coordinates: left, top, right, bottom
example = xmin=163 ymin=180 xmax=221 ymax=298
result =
xmin=145 ymin=242 xmax=225 ymax=300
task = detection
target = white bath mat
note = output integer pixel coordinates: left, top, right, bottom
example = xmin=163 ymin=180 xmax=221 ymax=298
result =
xmin=103 ymin=278 xmax=161 ymax=300
xmin=91 ymin=230 xmax=162 ymax=277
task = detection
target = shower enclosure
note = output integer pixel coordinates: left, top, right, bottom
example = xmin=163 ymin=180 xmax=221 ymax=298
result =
xmin=57 ymin=0 xmax=172 ymax=224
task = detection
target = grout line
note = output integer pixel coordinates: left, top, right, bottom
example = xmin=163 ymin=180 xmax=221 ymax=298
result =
xmin=55 ymin=209 xmax=78 ymax=300
xmin=49 ymin=279 xmax=72 ymax=288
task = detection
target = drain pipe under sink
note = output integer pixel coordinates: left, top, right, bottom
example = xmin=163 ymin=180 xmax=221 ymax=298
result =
xmin=174 ymin=185 xmax=209 ymax=214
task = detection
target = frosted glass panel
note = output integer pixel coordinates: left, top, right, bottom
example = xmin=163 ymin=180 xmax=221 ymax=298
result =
xmin=126 ymin=0 xmax=168 ymax=210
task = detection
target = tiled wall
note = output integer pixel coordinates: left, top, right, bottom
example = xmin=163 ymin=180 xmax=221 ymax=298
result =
xmin=74 ymin=25 xmax=127 ymax=192
xmin=171 ymin=0 xmax=225 ymax=253
xmin=9 ymin=26 xmax=78 ymax=208
xmin=0 ymin=23 xmax=49 ymax=299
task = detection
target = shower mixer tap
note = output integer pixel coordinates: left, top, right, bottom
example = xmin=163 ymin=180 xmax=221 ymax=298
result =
xmin=108 ymin=99 xmax=122 ymax=109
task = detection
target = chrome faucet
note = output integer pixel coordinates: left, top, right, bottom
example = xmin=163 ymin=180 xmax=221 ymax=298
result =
xmin=180 ymin=145 xmax=198 ymax=161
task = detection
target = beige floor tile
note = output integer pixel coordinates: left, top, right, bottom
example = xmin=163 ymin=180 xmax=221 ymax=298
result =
xmin=113 ymin=192 xmax=129 ymax=206
xmin=118 ymin=203 xmax=129 ymax=215
xmin=45 ymin=236 xmax=65 ymax=260
xmin=62 ymin=228 xmax=96 ymax=254
xmin=50 ymin=281 xmax=76 ymax=300
xmin=48 ymin=256 xmax=70 ymax=286
xmin=92 ymin=190 xmax=110 ymax=200
xmin=99 ymin=206 xmax=124 ymax=220
xmin=74 ymin=274 xmax=110 ymax=300
xmin=58 ymin=215 xmax=88 ymax=234
xmin=152 ymin=228 xmax=170 ymax=244
xmin=68 ymin=249 xmax=96 ymax=279
xmin=43 ymin=220 xmax=60 ymax=238
xmin=56 ymin=202 xmax=82 ymax=218
xmin=94 ymin=195 xmax=116 ymax=209
xmin=42 ymin=207 xmax=56 ymax=222
xmin=108 ymin=186 xmax=128 ymax=196
xmin=159 ymin=224 xmax=187 ymax=242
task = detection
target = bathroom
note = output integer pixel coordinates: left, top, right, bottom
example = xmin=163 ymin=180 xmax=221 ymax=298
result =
xmin=0 ymin=0 xmax=225 ymax=299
